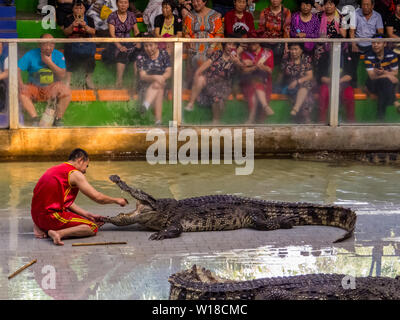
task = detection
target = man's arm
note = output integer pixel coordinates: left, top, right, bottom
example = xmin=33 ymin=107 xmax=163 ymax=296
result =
xmin=41 ymin=53 xmax=66 ymax=79
xmin=69 ymin=170 xmax=128 ymax=206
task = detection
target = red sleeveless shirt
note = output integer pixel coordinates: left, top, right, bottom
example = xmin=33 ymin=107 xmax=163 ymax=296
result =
xmin=31 ymin=162 xmax=80 ymax=220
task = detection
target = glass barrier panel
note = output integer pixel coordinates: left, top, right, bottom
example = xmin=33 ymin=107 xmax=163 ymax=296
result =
xmin=0 ymin=42 xmax=9 ymax=128
xmin=339 ymin=40 xmax=400 ymax=125
xmin=17 ymin=40 xmax=173 ymax=127
xmin=181 ymin=39 xmax=324 ymax=125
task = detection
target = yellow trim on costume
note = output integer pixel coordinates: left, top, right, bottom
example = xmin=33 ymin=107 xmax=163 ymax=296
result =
xmin=52 ymin=212 xmax=98 ymax=231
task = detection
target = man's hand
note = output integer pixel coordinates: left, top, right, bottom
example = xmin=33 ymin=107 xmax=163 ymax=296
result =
xmin=119 ymin=46 xmax=128 ymax=52
xmin=85 ymin=212 xmax=106 ymax=227
xmin=41 ymin=52 xmax=52 ymax=66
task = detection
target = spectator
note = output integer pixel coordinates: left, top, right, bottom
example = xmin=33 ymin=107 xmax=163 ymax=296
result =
xmin=176 ymin=0 xmax=193 ymax=20
xmin=281 ymin=42 xmax=314 ymax=123
xmin=364 ymin=34 xmax=400 ymax=120
xmin=18 ymin=34 xmax=71 ymax=127
xmin=239 ymin=42 xmax=275 ymax=124
xmin=184 ymin=41 xmax=242 ymax=124
xmin=107 ymin=0 xmax=140 ymax=88
xmin=257 ymin=0 xmax=291 ymax=64
xmin=224 ymin=0 xmax=255 ymax=37
xmin=349 ymin=0 xmax=384 ymax=54
xmin=143 ymin=0 xmax=163 ymax=32
xmin=183 ymin=0 xmax=224 ymax=68
xmin=374 ymin=0 xmax=395 ymax=22
xmin=314 ymin=0 xmax=346 ymax=61
xmin=86 ymin=0 xmax=117 ymax=37
xmin=55 ymin=0 xmax=94 ymax=27
xmin=63 ymin=0 xmax=97 ymax=89
xmin=316 ymin=38 xmax=356 ymax=123
xmin=128 ymin=0 xmax=143 ymax=18
xmin=136 ymin=41 xmax=172 ymax=125
xmin=386 ymin=0 xmax=400 ymax=39
xmin=154 ymin=0 xmax=183 ymax=38
xmin=290 ymin=0 xmax=321 ymax=54
xmin=0 ymin=43 xmax=9 ymax=113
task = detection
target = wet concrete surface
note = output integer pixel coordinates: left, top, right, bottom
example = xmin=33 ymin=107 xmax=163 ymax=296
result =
xmin=2 ymin=204 xmax=400 ymax=300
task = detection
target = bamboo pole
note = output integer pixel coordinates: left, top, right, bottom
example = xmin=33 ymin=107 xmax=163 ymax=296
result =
xmin=8 ymin=259 xmax=37 ymax=280
xmin=72 ymin=241 xmax=127 ymax=246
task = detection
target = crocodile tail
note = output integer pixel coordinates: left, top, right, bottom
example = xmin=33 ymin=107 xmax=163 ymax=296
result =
xmin=295 ymin=203 xmax=356 ymax=243
xmin=269 ymin=202 xmax=357 ymax=243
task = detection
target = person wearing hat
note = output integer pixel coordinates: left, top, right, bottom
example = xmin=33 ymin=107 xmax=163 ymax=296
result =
xmin=364 ymin=34 xmax=400 ymax=118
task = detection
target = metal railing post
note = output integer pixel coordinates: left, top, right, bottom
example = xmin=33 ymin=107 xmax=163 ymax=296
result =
xmin=173 ymin=41 xmax=183 ymax=126
xmin=329 ymin=42 xmax=341 ymax=127
xmin=8 ymin=42 xmax=19 ymax=129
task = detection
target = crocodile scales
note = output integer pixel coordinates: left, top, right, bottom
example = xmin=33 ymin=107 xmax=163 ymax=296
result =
xmin=103 ymin=175 xmax=356 ymax=242
xmin=168 ymin=265 xmax=400 ymax=300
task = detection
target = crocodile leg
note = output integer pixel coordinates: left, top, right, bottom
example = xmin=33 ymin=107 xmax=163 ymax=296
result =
xmin=149 ymin=223 xmax=183 ymax=240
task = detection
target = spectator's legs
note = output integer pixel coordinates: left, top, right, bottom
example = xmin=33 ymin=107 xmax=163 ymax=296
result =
xmin=116 ymin=63 xmax=126 ymax=88
xmin=154 ymin=84 xmax=164 ymax=124
xmin=19 ymin=94 xmax=38 ymax=119
xmin=291 ymin=87 xmax=309 ymax=116
xmin=246 ymin=94 xmax=257 ymax=124
xmin=319 ymin=83 xmax=330 ymax=123
xmin=49 ymin=82 xmax=71 ymax=120
xmin=341 ymin=85 xmax=355 ymax=122
xmin=255 ymin=88 xmax=274 ymax=116
xmin=367 ymin=77 xmax=395 ymax=121
xmin=185 ymin=75 xmax=206 ymax=111
xmin=212 ymin=100 xmax=224 ymax=124
xmin=64 ymin=71 xmax=72 ymax=87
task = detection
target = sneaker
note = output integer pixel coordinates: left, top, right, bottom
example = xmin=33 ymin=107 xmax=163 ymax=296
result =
xmin=53 ymin=118 xmax=64 ymax=127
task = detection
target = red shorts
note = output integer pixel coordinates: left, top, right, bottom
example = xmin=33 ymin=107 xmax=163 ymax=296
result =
xmin=34 ymin=211 xmax=98 ymax=233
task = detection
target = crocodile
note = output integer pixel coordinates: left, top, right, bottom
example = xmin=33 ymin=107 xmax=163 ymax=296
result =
xmin=103 ymin=175 xmax=356 ymax=242
xmin=168 ymin=265 xmax=400 ymax=300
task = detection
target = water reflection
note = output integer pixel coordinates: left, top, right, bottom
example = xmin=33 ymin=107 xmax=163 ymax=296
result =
xmin=1 ymin=159 xmax=400 ymax=299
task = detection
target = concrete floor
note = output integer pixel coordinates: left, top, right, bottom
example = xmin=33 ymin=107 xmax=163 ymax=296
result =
xmin=2 ymin=202 xmax=400 ymax=300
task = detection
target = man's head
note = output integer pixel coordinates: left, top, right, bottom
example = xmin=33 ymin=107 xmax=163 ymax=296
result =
xmin=39 ymin=34 xmax=55 ymax=57
xmin=371 ymin=33 xmax=386 ymax=55
xmin=361 ymin=0 xmax=374 ymax=16
xmin=68 ymin=148 xmax=89 ymax=173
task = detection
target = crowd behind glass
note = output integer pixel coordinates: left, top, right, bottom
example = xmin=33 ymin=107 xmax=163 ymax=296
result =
xmin=1 ymin=0 xmax=400 ymax=126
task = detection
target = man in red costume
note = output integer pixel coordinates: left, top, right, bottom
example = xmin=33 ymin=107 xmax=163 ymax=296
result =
xmin=31 ymin=148 xmax=128 ymax=245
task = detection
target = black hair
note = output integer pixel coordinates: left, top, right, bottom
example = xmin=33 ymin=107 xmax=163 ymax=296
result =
xmin=162 ymin=0 xmax=175 ymax=8
xmin=288 ymin=42 xmax=305 ymax=51
xmin=358 ymin=0 xmax=374 ymax=5
xmin=324 ymin=0 xmax=339 ymax=6
xmin=299 ymin=0 xmax=315 ymax=6
xmin=68 ymin=148 xmax=89 ymax=161
xmin=372 ymin=33 xmax=386 ymax=39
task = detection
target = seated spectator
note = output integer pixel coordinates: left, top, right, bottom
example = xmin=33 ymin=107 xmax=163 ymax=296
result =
xmin=136 ymin=41 xmax=172 ymax=125
xmin=0 ymin=43 xmax=9 ymax=113
xmin=349 ymin=0 xmax=383 ymax=54
xmin=314 ymin=0 xmax=347 ymax=61
xmin=183 ymin=0 xmax=224 ymax=68
xmin=154 ymin=0 xmax=183 ymax=57
xmin=374 ymin=0 xmax=395 ymax=22
xmin=212 ymin=0 xmax=234 ymax=16
xmin=364 ymin=34 xmax=400 ymax=120
xmin=386 ymin=0 xmax=400 ymax=39
xmin=184 ymin=41 xmax=242 ymax=124
xmin=18 ymin=34 xmax=71 ymax=127
xmin=290 ymin=0 xmax=320 ymax=54
xmin=224 ymin=0 xmax=255 ymax=37
xmin=63 ymin=0 xmax=97 ymax=89
xmin=239 ymin=42 xmax=275 ymax=124
xmin=107 ymin=0 xmax=140 ymax=88
xmin=176 ymin=0 xmax=193 ymax=20
xmin=280 ymin=42 xmax=314 ymax=123
xmin=257 ymin=0 xmax=291 ymax=64
xmin=143 ymin=0 xmax=163 ymax=32
xmin=154 ymin=0 xmax=183 ymax=38
xmin=86 ymin=0 xmax=117 ymax=37
xmin=316 ymin=39 xmax=356 ymax=123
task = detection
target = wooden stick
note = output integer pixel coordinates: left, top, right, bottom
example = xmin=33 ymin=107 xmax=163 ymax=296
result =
xmin=72 ymin=241 xmax=127 ymax=247
xmin=8 ymin=259 xmax=37 ymax=280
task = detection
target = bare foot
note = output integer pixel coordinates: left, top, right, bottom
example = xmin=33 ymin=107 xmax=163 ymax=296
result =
xmin=33 ymin=223 xmax=47 ymax=239
xmin=184 ymin=102 xmax=194 ymax=111
xmin=48 ymin=230 xmax=64 ymax=246
xmin=263 ymin=105 xmax=275 ymax=116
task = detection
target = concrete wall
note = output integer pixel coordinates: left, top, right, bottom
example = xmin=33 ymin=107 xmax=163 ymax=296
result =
xmin=0 ymin=126 xmax=399 ymax=161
